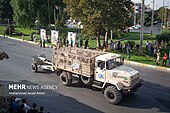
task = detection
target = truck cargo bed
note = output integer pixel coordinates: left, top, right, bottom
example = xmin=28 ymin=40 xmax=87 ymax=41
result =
xmin=53 ymin=47 xmax=106 ymax=76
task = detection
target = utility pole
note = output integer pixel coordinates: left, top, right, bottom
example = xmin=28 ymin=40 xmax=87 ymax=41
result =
xmin=164 ymin=6 xmax=167 ymax=30
xmin=134 ymin=13 xmax=136 ymax=26
xmin=111 ymin=30 xmax=113 ymax=40
xmin=54 ymin=9 xmax=56 ymax=31
xmin=150 ymin=0 xmax=155 ymax=35
xmin=161 ymin=0 xmax=165 ymax=32
xmin=7 ymin=19 xmax=11 ymax=36
xmin=140 ymin=0 xmax=145 ymax=53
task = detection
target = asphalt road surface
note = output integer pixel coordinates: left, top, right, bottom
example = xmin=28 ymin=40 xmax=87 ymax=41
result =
xmin=0 ymin=37 xmax=170 ymax=113
xmin=130 ymin=23 xmax=161 ymax=34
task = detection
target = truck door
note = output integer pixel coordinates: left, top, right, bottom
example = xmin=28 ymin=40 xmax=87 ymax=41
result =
xmin=95 ymin=60 xmax=106 ymax=82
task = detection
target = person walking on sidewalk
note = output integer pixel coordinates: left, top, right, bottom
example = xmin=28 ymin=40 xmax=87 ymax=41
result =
xmin=22 ymin=34 xmax=24 ymax=42
xmin=162 ymin=53 xmax=168 ymax=67
xmin=156 ymin=50 xmax=160 ymax=65
xmin=126 ymin=44 xmax=131 ymax=60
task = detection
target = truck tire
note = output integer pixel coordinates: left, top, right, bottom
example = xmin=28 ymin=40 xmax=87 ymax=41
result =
xmin=31 ymin=63 xmax=38 ymax=72
xmin=104 ymin=86 xmax=122 ymax=104
xmin=80 ymin=76 xmax=93 ymax=85
xmin=60 ymin=72 xmax=72 ymax=86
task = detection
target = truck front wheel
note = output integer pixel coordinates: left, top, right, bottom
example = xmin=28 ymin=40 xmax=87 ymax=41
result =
xmin=60 ymin=72 xmax=72 ymax=86
xmin=104 ymin=86 xmax=122 ymax=104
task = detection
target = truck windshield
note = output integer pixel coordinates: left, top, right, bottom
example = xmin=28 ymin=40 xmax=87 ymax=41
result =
xmin=106 ymin=57 xmax=123 ymax=70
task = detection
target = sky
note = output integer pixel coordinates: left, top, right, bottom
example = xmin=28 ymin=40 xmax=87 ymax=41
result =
xmin=132 ymin=0 xmax=170 ymax=10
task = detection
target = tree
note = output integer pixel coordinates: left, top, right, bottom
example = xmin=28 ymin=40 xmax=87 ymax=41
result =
xmin=155 ymin=7 xmax=170 ymax=22
xmin=64 ymin=0 xmax=133 ymax=48
xmin=0 ymin=0 xmax=13 ymax=23
xmin=10 ymin=0 xmax=66 ymax=28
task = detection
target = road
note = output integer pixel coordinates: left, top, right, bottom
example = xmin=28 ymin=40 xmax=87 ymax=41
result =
xmin=0 ymin=37 xmax=170 ymax=113
xmin=130 ymin=23 xmax=161 ymax=34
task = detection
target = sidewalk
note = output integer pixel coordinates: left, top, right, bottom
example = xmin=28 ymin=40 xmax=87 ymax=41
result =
xmin=1 ymin=35 xmax=170 ymax=72
xmin=125 ymin=60 xmax=170 ymax=72
xmin=0 ymin=35 xmax=53 ymax=48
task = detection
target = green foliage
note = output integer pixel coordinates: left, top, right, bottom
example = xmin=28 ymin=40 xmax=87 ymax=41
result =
xmin=64 ymin=0 xmax=133 ymax=37
xmin=156 ymin=31 xmax=170 ymax=43
xmin=0 ymin=0 xmax=13 ymax=22
xmin=124 ymin=40 xmax=136 ymax=49
xmin=10 ymin=0 xmax=66 ymax=28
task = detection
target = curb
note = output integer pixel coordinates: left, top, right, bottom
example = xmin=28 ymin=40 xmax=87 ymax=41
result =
xmin=0 ymin=35 xmax=53 ymax=48
xmin=125 ymin=60 xmax=170 ymax=72
xmin=1 ymin=35 xmax=170 ymax=72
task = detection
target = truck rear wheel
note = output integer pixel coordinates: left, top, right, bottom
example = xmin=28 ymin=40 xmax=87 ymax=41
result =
xmin=80 ymin=76 xmax=93 ymax=85
xmin=31 ymin=63 xmax=38 ymax=72
xmin=104 ymin=86 xmax=122 ymax=104
xmin=60 ymin=72 xmax=72 ymax=86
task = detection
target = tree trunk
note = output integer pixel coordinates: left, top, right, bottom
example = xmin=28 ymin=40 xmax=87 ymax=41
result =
xmin=105 ymin=31 xmax=108 ymax=48
xmin=96 ymin=33 xmax=101 ymax=49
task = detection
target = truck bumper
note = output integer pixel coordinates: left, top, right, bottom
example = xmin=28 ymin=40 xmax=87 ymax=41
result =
xmin=122 ymin=79 xmax=143 ymax=94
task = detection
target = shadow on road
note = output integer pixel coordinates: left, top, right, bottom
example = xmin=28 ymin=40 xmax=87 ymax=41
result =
xmin=0 ymin=80 xmax=104 ymax=113
xmin=119 ymin=81 xmax=170 ymax=112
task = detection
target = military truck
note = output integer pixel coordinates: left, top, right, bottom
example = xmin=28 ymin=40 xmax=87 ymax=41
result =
xmin=52 ymin=47 xmax=143 ymax=104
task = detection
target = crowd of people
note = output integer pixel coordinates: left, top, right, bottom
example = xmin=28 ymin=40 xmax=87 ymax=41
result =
xmin=32 ymin=34 xmax=169 ymax=66
xmin=8 ymin=97 xmax=50 ymax=113
xmin=145 ymin=40 xmax=168 ymax=66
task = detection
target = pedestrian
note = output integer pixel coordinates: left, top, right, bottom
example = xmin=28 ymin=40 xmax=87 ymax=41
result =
xmin=39 ymin=39 xmax=42 ymax=47
xmin=117 ymin=41 xmax=120 ymax=51
xmin=66 ymin=40 xmax=69 ymax=47
xmin=156 ymin=50 xmax=160 ymax=65
xmin=22 ymin=34 xmax=24 ymax=42
xmin=119 ymin=43 xmax=122 ymax=52
xmin=39 ymin=106 xmax=44 ymax=113
xmin=63 ymin=37 xmax=66 ymax=46
xmin=12 ymin=98 xmax=21 ymax=113
xmin=34 ymin=35 xmax=37 ymax=43
xmin=80 ymin=39 xmax=83 ymax=48
xmin=42 ymin=38 xmax=45 ymax=48
xmin=103 ymin=40 xmax=106 ymax=49
xmin=113 ymin=43 xmax=117 ymax=52
xmin=17 ymin=104 xmax=26 ymax=113
xmin=110 ymin=40 xmax=114 ymax=50
xmin=164 ymin=41 xmax=167 ymax=49
xmin=161 ymin=40 xmax=164 ymax=49
xmin=75 ymin=39 xmax=79 ymax=47
xmin=148 ymin=42 xmax=151 ymax=56
xmin=70 ymin=38 xmax=73 ymax=47
xmin=126 ymin=44 xmax=131 ymax=60
xmin=22 ymin=99 xmax=30 ymax=113
xmin=162 ymin=53 xmax=168 ymax=67
xmin=146 ymin=41 xmax=149 ymax=51
xmin=84 ymin=39 xmax=88 ymax=49
xmin=27 ymin=103 xmax=38 ymax=113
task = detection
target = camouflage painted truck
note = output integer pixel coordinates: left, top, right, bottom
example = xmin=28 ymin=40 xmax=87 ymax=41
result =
xmin=53 ymin=47 xmax=143 ymax=104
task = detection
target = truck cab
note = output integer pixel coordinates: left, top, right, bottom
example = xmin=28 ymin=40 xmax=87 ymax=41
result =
xmin=95 ymin=53 xmax=142 ymax=93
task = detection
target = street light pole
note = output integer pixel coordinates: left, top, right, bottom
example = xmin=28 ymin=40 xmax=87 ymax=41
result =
xmin=161 ymin=0 xmax=165 ymax=33
xmin=150 ymin=0 xmax=155 ymax=35
xmin=35 ymin=20 xmax=38 ymax=40
xmin=164 ymin=6 xmax=167 ymax=30
xmin=140 ymin=0 xmax=145 ymax=53
xmin=7 ymin=19 xmax=11 ymax=36
xmin=54 ymin=9 xmax=56 ymax=31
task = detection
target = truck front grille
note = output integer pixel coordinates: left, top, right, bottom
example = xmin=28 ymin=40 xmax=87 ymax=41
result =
xmin=130 ymin=77 xmax=140 ymax=86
